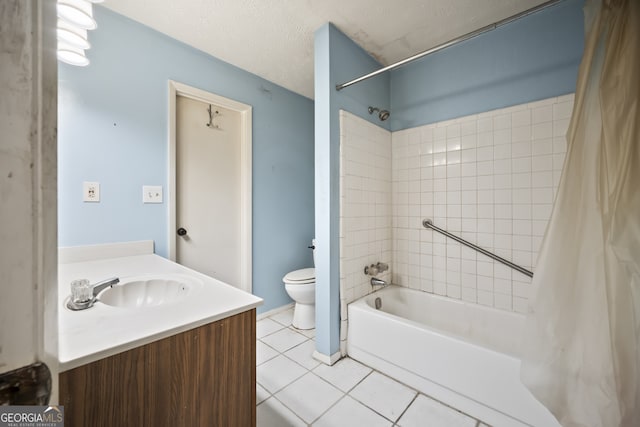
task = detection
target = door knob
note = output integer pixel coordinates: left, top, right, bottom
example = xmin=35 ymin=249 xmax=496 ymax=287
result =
xmin=177 ymin=227 xmax=188 ymax=236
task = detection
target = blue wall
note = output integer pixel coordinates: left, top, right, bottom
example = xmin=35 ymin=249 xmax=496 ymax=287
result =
xmin=314 ymin=23 xmax=390 ymax=358
xmin=389 ymin=0 xmax=584 ymax=131
xmin=58 ymin=7 xmax=315 ymax=313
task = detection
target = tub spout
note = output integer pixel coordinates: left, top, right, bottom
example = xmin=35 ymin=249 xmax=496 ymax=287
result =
xmin=371 ymin=277 xmax=388 ymax=289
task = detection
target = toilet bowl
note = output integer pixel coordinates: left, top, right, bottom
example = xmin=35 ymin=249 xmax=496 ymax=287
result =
xmin=283 ymin=240 xmax=316 ymax=330
xmin=283 ymin=268 xmax=315 ymax=329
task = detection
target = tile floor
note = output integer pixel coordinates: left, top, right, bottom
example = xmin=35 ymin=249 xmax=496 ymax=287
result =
xmin=257 ymin=307 xmax=490 ymax=427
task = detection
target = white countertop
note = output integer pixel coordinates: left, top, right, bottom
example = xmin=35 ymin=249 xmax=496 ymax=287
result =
xmin=57 ymin=241 xmax=262 ymax=371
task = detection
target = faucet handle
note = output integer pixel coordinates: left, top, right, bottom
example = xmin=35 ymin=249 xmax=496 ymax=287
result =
xmin=376 ymin=262 xmax=389 ymax=273
xmin=364 ymin=264 xmax=379 ymax=276
xmin=70 ymin=279 xmax=92 ymax=303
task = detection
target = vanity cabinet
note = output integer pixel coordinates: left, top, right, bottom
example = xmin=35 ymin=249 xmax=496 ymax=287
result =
xmin=59 ymin=309 xmax=256 ymax=427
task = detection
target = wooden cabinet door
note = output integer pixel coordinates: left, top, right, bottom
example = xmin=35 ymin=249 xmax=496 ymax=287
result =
xmin=59 ymin=310 xmax=256 ymax=427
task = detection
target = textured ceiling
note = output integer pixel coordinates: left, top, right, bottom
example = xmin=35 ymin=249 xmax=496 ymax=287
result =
xmin=103 ymin=0 xmax=549 ymax=99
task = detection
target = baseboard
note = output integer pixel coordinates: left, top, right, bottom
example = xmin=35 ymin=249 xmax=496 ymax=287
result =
xmin=313 ymin=350 xmax=342 ymax=366
xmin=256 ymin=302 xmax=295 ymax=320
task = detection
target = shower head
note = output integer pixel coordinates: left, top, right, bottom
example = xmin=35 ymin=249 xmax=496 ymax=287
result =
xmin=368 ymin=106 xmax=391 ymax=121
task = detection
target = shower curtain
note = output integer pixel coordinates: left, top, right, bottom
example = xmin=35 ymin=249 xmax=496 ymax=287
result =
xmin=520 ymin=0 xmax=640 ymax=426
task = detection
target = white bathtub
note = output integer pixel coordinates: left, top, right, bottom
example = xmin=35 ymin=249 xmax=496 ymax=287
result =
xmin=347 ymin=286 xmax=560 ymax=427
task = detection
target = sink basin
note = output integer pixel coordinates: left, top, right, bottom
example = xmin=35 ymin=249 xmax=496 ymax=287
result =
xmin=98 ymin=275 xmax=201 ymax=308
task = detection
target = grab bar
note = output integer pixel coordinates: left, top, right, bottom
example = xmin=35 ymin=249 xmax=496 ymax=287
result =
xmin=422 ymin=219 xmax=533 ymax=278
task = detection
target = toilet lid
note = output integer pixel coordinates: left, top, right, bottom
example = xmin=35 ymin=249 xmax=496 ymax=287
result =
xmin=283 ymin=268 xmax=315 ymax=283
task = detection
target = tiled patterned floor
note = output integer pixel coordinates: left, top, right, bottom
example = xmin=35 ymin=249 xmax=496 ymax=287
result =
xmin=257 ymin=307 xmax=490 ymax=427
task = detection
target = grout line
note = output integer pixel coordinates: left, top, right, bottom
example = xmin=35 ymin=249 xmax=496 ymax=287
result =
xmin=256 ymin=322 xmax=286 ymax=340
xmin=308 ymin=392 xmax=348 ymax=425
xmin=268 ymin=393 xmax=310 ymax=426
xmin=256 ymin=356 xmax=307 ymax=395
xmin=255 ymin=383 xmax=272 ymax=407
xmin=255 ymin=338 xmax=283 ymax=366
xmin=341 ymin=369 xmax=402 ymax=424
xmin=342 ymin=362 xmax=374 ymax=394
xmin=395 ymin=392 xmax=419 ymax=424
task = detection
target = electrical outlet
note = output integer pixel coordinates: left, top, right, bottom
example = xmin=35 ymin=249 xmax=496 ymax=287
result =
xmin=143 ymin=185 xmax=163 ymax=203
xmin=83 ymin=181 xmax=100 ymax=202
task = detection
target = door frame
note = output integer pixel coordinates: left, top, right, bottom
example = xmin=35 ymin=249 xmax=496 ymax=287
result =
xmin=168 ymin=80 xmax=253 ymax=293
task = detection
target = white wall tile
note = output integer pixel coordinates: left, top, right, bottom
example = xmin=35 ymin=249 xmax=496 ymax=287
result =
xmin=493 ymin=128 xmax=511 ymax=145
xmin=494 ymin=159 xmax=511 ymax=175
xmin=532 ymin=139 xmax=553 ymax=156
xmin=553 ymin=137 xmax=567 ymax=154
xmin=512 ymin=141 xmax=532 ymax=157
xmin=512 ymin=157 xmax=532 ymax=173
xmin=512 ymin=110 xmax=531 ymax=127
xmin=553 ymin=101 xmax=573 ymax=120
xmin=494 ymin=234 xmax=512 ymax=250
xmin=461 ymin=134 xmax=477 ymax=149
xmin=477 ymin=160 xmax=493 ymax=176
xmin=532 ymin=105 xmax=553 ymax=124
xmin=477 ymin=131 xmax=493 ymax=147
xmin=494 ymin=143 xmax=512 ymax=159
xmin=341 ymin=112 xmax=392 ymax=312
xmin=477 ymin=116 xmax=493 ymax=132
xmin=461 ymin=163 xmax=477 ymax=177
xmin=460 ymin=121 xmax=476 ymax=136
xmin=434 ymin=127 xmax=446 ymax=140
xmin=477 ymin=260 xmax=493 ymax=277
xmin=385 ymin=95 xmax=571 ymax=313
xmin=512 ymin=126 xmax=531 ymax=144
xmin=494 ymin=114 xmax=511 ymax=130
xmin=512 ymin=173 xmax=532 ymax=188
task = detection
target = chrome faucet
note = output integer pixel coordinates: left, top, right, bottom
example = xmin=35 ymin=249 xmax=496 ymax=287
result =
xmin=91 ymin=277 xmax=120 ymax=297
xmin=371 ymin=277 xmax=389 ymax=289
xmin=67 ymin=277 xmax=120 ymax=311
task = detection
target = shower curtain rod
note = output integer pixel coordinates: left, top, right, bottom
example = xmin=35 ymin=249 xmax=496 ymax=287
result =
xmin=336 ymin=0 xmax=566 ymax=91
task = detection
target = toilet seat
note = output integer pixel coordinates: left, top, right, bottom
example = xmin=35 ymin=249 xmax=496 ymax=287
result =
xmin=283 ymin=268 xmax=315 ymax=284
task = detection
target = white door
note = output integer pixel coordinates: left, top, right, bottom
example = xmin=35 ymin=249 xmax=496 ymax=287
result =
xmin=176 ymin=95 xmax=242 ymax=287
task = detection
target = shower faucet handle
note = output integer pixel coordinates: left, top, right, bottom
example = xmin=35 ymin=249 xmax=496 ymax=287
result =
xmin=364 ymin=264 xmax=379 ymax=276
xmin=364 ymin=262 xmax=389 ymax=276
xmin=376 ymin=262 xmax=389 ymax=273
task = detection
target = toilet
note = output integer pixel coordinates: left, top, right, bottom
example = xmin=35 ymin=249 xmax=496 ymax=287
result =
xmin=282 ymin=240 xmax=316 ymax=330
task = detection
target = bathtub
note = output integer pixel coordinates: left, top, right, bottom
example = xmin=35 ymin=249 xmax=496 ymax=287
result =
xmin=347 ymin=286 xmax=560 ymax=427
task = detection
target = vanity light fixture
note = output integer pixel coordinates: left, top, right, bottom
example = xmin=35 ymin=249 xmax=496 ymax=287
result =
xmin=56 ymin=0 xmax=103 ymax=67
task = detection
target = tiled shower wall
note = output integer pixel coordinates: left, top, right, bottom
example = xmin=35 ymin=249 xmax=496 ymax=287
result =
xmin=339 ymin=111 xmax=392 ymax=351
xmin=391 ymin=94 xmax=573 ymax=313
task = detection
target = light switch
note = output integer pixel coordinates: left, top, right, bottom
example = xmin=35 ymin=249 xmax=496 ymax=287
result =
xmin=83 ymin=181 xmax=100 ymax=202
xmin=143 ymin=185 xmax=163 ymax=203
